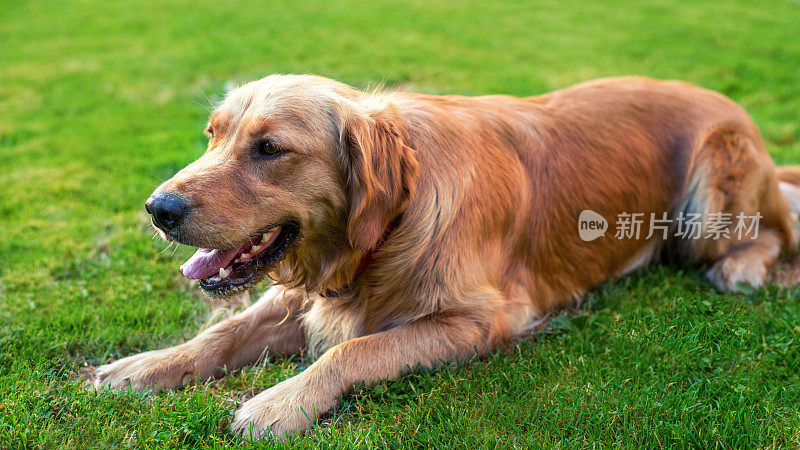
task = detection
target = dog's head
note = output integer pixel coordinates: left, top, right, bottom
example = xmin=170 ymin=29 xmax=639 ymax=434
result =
xmin=147 ymin=75 xmax=417 ymax=297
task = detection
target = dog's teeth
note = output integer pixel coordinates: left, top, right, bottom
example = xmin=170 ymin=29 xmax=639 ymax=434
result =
xmin=208 ymin=276 xmax=221 ymax=282
xmin=251 ymin=244 xmax=262 ymax=253
xmin=261 ymin=233 xmax=271 ymax=242
xmin=219 ymin=267 xmax=230 ymax=279
xmin=240 ymin=252 xmax=250 ymax=260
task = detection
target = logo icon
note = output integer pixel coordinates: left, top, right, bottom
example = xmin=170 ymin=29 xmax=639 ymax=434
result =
xmin=578 ymin=210 xmax=607 ymax=241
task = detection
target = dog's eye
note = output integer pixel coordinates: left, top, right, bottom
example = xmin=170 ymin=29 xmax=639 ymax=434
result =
xmin=255 ymin=141 xmax=282 ymax=158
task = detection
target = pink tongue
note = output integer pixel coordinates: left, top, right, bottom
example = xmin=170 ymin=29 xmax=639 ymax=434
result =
xmin=180 ymin=246 xmax=243 ymax=279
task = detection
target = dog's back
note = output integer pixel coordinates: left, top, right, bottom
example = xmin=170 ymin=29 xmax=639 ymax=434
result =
xmin=386 ymin=77 xmax=795 ymax=312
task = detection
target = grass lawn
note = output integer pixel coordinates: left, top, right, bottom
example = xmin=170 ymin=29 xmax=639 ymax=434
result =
xmin=2 ymin=0 xmax=800 ymax=447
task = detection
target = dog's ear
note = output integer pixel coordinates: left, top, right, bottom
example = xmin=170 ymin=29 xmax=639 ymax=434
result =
xmin=341 ymin=104 xmax=418 ymax=251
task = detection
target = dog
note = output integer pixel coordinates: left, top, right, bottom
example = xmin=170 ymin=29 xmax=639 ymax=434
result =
xmin=93 ymin=74 xmax=800 ymax=439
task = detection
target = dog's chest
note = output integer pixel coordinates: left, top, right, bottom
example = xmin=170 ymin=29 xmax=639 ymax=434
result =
xmin=301 ymin=295 xmax=365 ymax=359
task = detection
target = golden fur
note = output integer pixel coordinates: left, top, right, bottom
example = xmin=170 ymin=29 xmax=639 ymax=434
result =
xmin=94 ymin=75 xmax=800 ymax=439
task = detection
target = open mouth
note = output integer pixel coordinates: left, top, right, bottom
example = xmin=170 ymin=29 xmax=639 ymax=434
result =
xmin=179 ymin=222 xmax=300 ymax=297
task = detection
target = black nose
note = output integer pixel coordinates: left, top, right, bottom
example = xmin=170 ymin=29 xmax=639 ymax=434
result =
xmin=145 ymin=194 xmax=190 ymax=233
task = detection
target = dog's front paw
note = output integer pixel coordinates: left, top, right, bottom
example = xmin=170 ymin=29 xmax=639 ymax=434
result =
xmin=93 ymin=345 xmax=206 ymax=391
xmin=231 ymin=374 xmax=337 ymax=440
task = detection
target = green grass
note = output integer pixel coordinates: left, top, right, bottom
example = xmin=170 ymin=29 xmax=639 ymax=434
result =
xmin=2 ymin=0 xmax=800 ymax=447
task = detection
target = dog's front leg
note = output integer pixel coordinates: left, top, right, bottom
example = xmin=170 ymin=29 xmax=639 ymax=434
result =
xmin=93 ymin=285 xmax=306 ymax=390
xmin=231 ymin=313 xmax=488 ymax=439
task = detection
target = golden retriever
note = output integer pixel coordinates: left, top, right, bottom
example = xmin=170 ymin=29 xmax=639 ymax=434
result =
xmin=93 ymin=74 xmax=800 ymax=439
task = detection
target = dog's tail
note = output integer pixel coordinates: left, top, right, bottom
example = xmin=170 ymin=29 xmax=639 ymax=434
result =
xmin=777 ymin=166 xmax=800 ymax=214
